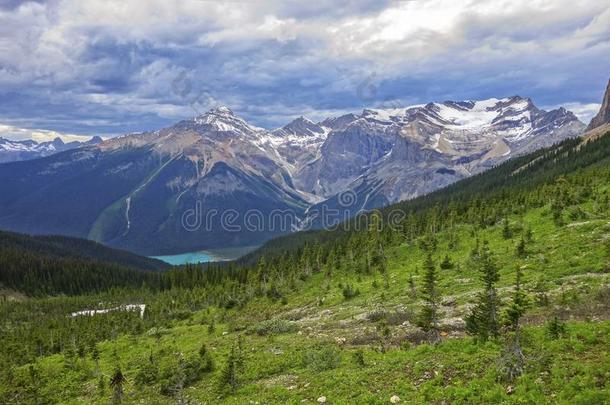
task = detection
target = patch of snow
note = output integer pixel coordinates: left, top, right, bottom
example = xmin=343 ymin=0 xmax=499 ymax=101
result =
xmin=436 ymin=100 xmax=500 ymax=129
xmin=70 ymin=304 xmax=146 ymax=318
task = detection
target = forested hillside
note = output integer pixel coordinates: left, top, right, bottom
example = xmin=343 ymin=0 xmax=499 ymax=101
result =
xmin=244 ymin=133 xmax=609 ymax=262
xmin=0 ymin=231 xmax=169 ymax=271
xmin=0 ymin=231 xmax=168 ymax=295
xmin=0 ymin=130 xmax=608 ymax=403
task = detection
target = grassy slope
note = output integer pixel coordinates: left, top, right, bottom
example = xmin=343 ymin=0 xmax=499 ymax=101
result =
xmin=19 ymin=183 xmax=610 ymax=404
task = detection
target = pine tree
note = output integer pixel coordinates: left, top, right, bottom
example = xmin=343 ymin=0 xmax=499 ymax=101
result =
xmin=546 ymin=316 xmax=567 ymax=339
xmin=64 ymin=343 xmax=77 ymax=371
xmin=416 ymin=252 xmax=441 ymax=344
xmin=516 ymin=236 xmax=526 ymax=257
xmin=110 ymin=366 xmax=127 ymax=404
xmin=408 ymin=273 xmax=417 ymax=298
xmin=466 ymin=241 xmax=501 ymax=341
xmin=172 ymin=356 xmax=187 ymax=405
xmin=218 ymin=345 xmax=238 ymax=393
xmin=97 ymin=375 xmax=106 ymax=396
xmin=199 ymin=343 xmax=214 ymax=372
xmin=325 ymin=249 xmax=337 ymax=278
xmin=502 ymin=218 xmax=513 ymax=239
xmin=440 ymin=254 xmax=454 ymax=270
xmin=92 ymin=345 xmax=100 ymax=375
xmin=368 ymin=211 xmax=388 ymax=282
xmin=499 ymin=266 xmax=528 ymax=382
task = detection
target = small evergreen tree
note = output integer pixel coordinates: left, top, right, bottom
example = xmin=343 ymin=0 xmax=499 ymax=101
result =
xmin=342 ymin=283 xmax=360 ymax=300
xmin=97 ymin=375 xmax=106 ymax=396
xmin=92 ymin=345 xmax=100 ymax=375
xmin=352 ymin=349 xmax=366 ymax=367
xmin=516 ymin=236 xmax=527 ymax=257
xmin=466 ymin=241 xmax=501 ymax=341
xmin=440 ymin=254 xmax=454 ymax=270
xmin=218 ymin=345 xmax=239 ymax=393
xmin=533 ymin=278 xmax=550 ymax=307
xmin=416 ymin=252 xmax=441 ymax=344
xmin=502 ymin=218 xmax=513 ymax=239
xmin=109 ymin=366 xmax=127 ymax=404
xmin=408 ymin=273 xmax=417 ymax=298
xmin=172 ymin=356 xmax=188 ymax=404
xmin=64 ymin=343 xmax=77 ymax=371
xmin=546 ymin=316 xmax=567 ymax=339
xmin=199 ymin=343 xmax=214 ymax=372
xmin=376 ymin=319 xmax=391 ymax=353
xmin=499 ymin=266 xmax=528 ymax=382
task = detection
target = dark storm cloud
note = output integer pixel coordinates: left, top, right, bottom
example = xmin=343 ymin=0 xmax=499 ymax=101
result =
xmin=0 ymin=0 xmax=608 ymax=140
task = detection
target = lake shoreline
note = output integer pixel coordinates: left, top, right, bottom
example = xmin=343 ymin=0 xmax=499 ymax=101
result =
xmin=150 ymin=245 xmax=259 ymax=266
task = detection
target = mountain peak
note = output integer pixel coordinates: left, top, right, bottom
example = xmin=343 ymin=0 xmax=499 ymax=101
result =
xmin=294 ymin=116 xmax=314 ymax=124
xmin=276 ymin=115 xmax=325 ymax=137
xmin=189 ymin=105 xmax=265 ymax=136
xmin=88 ymin=136 xmax=103 ymax=145
xmin=208 ymin=106 xmax=234 ymax=116
xmin=586 ymin=78 xmax=610 ymax=131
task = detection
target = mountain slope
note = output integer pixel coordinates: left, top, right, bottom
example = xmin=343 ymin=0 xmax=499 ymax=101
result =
xmin=0 ymin=108 xmax=311 ymax=255
xmin=0 ymin=98 xmax=586 ymax=254
xmin=587 ymin=78 xmax=610 ymax=131
xmin=245 ymin=125 xmax=610 ymax=262
xmin=299 ymin=97 xmax=584 ymax=209
xmin=2 ymin=125 xmax=609 ymax=404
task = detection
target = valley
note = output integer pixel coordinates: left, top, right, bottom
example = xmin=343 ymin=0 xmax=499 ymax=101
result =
xmin=0 ymin=97 xmax=586 ymax=256
xmin=1 ymin=127 xmax=609 ymax=403
xmin=2 ymin=3 xmax=609 ymax=404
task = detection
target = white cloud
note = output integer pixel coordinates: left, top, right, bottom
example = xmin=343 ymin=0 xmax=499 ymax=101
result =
xmin=0 ymin=123 xmax=94 ymax=142
xmin=548 ymin=102 xmax=601 ymax=124
xmin=0 ymin=0 xmax=608 ymax=132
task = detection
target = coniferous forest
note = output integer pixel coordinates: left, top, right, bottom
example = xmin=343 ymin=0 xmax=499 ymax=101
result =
xmin=1 ymin=131 xmax=609 ymax=403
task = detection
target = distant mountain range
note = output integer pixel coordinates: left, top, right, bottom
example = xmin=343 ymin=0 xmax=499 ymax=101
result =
xmin=0 ymin=135 xmax=102 ymax=163
xmin=2 ymin=86 xmax=608 ymax=255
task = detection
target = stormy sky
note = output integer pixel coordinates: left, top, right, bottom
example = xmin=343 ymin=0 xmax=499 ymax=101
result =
xmin=0 ymin=0 xmax=609 ymax=141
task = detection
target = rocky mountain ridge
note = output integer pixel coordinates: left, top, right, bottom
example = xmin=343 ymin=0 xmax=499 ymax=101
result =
xmin=0 ymin=135 xmax=102 ymax=163
xmin=586 ymin=79 xmax=610 ymax=131
xmin=0 ymin=95 xmax=589 ymax=254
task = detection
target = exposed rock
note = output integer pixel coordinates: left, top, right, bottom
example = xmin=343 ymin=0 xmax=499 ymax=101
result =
xmin=390 ymin=395 xmax=401 ymax=403
xmin=0 ymin=96 xmax=587 ymax=254
xmin=586 ymin=79 xmax=610 ymax=131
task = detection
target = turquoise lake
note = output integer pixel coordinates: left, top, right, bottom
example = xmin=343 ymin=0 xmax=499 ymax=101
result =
xmin=151 ymin=245 xmax=259 ymax=266
xmin=151 ymin=251 xmax=216 ymax=266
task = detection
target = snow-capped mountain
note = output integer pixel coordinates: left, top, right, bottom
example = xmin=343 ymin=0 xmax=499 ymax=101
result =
xmin=0 ymin=136 xmax=102 ymax=163
xmin=0 ymin=96 xmax=586 ymax=254
xmin=296 ymin=96 xmax=584 ymax=212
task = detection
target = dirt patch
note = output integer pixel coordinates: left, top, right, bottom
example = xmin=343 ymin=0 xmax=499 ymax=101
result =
xmin=260 ymin=374 xmax=299 ymax=389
